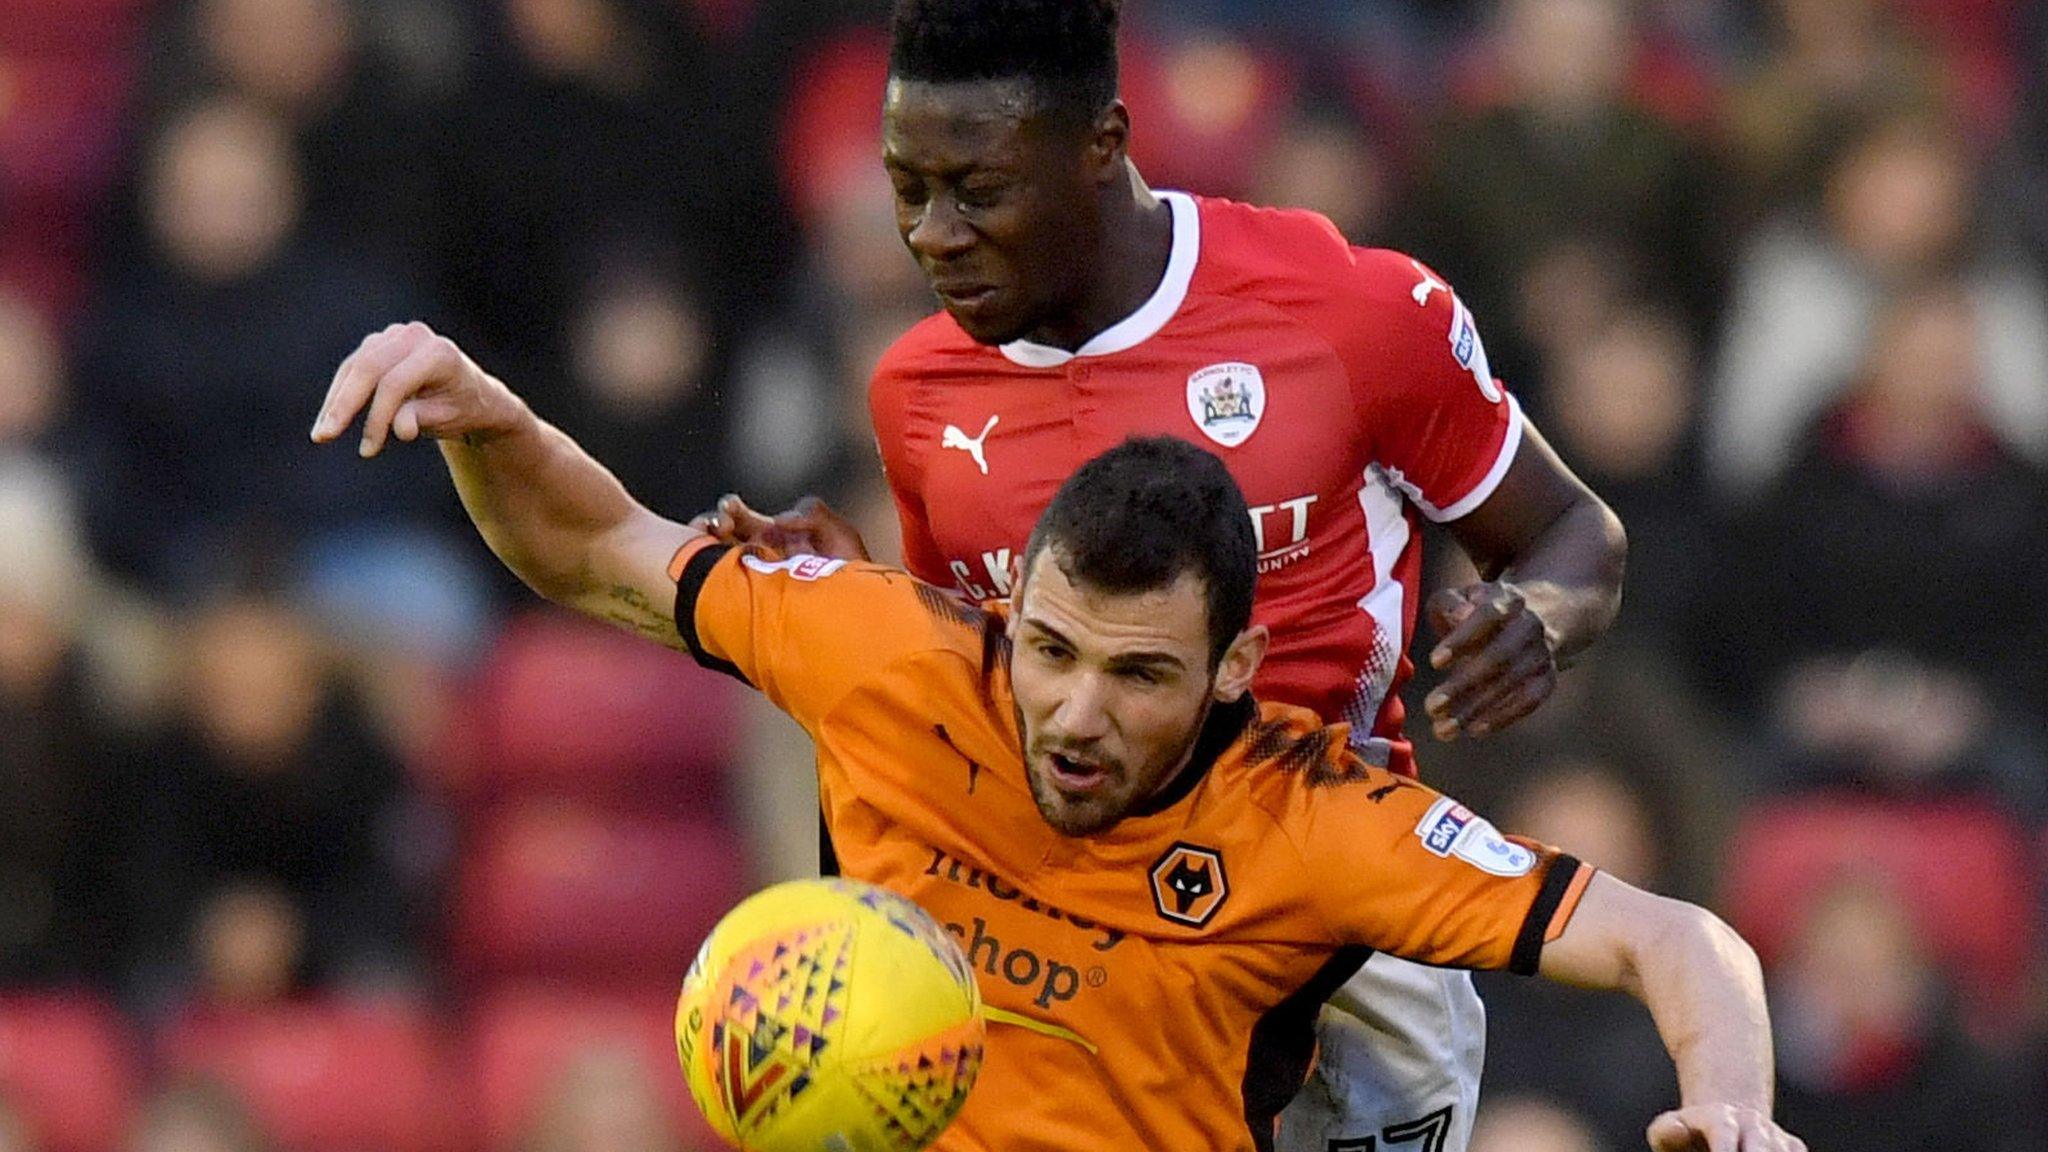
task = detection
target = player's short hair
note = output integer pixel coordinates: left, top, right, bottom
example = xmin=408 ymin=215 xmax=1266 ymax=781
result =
xmin=1022 ymin=437 xmax=1255 ymax=667
xmin=888 ymin=0 xmax=1120 ymax=125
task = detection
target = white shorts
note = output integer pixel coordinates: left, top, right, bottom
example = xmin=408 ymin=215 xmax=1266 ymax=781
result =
xmin=1275 ymin=953 xmax=1485 ymax=1152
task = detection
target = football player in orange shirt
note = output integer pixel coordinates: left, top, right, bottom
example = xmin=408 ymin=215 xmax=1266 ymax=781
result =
xmin=313 ymin=323 xmax=1801 ymax=1152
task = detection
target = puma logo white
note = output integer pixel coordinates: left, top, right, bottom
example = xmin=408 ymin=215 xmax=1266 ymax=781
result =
xmin=1410 ymin=260 xmax=1447 ymax=307
xmin=940 ymin=414 xmax=999 ymax=475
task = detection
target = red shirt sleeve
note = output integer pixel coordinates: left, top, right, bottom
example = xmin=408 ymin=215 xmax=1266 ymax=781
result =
xmin=1340 ymin=249 xmax=1523 ymax=522
xmin=868 ymin=354 xmax=951 ymax=585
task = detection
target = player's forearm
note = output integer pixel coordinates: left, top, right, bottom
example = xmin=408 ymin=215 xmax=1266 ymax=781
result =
xmin=1498 ymin=494 xmax=1625 ymax=664
xmin=1625 ymin=902 xmax=1776 ymax=1113
xmin=438 ymin=403 xmax=648 ymax=605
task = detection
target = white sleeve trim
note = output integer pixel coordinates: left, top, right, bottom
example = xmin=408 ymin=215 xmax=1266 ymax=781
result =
xmin=1414 ymin=393 xmax=1525 ymax=523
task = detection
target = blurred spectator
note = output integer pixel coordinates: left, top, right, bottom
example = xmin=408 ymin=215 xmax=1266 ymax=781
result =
xmin=1468 ymin=1094 xmax=1606 ymax=1152
xmin=1245 ymin=96 xmax=1394 ymax=244
xmin=0 ymin=462 xmax=139 ymax=987
xmin=121 ymin=594 xmax=418 ymax=1010
xmin=1989 ymin=24 xmax=2048 ymax=269
xmin=729 ymin=162 xmax=931 ymax=509
xmin=189 ymin=886 xmax=304 ymax=1009
xmin=1501 ymin=756 xmax=1664 ymax=888
xmin=1705 ymin=111 xmax=2048 ymax=498
xmin=1120 ymin=32 xmax=1295 ymax=199
xmin=155 ymin=0 xmax=446 ymax=261
xmin=433 ymin=0 xmax=783 ymax=396
xmin=0 ymin=1096 xmax=29 ymax=1152
xmin=1474 ymin=756 xmax=1678 ymax=1151
xmin=1772 ymin=874 xmax=2028 ymax=1152
xmin=1699 ymin=282 xmax=2048 ymax=737
xmin=68 ymin=95 xmax=454 ymax=599
xmin=1721 ymin=0 xmax=1948 ymax=215
xmin=126 ymin=1081 xmax=268 ymax=1152
xmin=1404 ymin=0 xmax=1722 ymax=387
xmin=0 ymin=293 xmax=61 ymax=452
xmin=554 ymin=253 xmax=730 ymax=520
xmin=1410 ymin=639 xmax=1735 ymax=906
xmin=1760 ymin=651 xmax=2048 ymax=822
xmin=1539 ymin=307 xmax=1709 ymax=645
xmin=517 ymin=1047 xmax=690 ymax=1152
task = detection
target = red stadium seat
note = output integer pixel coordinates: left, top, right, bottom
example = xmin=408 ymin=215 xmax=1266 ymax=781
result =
xmin=434 ymin=612 xmax=743 ymax=813
xmin=464 ymin=988 xmax=718 ymax=1152
xmin=1720 ymin=796 xmax=2036 ymax=1032
xmin=0 ymin=0 xmax=146 ymax=53
xmin=0 ymin=53 xmax=133 ymax=201
xmin=0 ymin=993 xmax=139 ymax=1152
xmin=158 ymin=999 xmax=456 ymax=1152
xmin=451 ymin=802 xmax=749 ymax=986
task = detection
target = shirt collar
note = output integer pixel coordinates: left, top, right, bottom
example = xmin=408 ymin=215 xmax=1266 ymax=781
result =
xmin=997 ymin=190 xmax=1201 ymax=369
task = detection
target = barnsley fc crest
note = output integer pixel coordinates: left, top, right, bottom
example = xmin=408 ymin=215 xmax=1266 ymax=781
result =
xmin=1185 ymin=363 xmax=1265 ymax=448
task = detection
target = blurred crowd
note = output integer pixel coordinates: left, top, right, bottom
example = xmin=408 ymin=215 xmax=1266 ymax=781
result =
xmin=0 ymin=0 xmax=2043 ymax=1150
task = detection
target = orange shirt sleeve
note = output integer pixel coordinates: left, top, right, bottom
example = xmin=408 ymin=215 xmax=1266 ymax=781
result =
xmin=1302 ymin=774 xmax=1592 ymax=975
xmin=669 ymin=538 xmax=962 ymax=730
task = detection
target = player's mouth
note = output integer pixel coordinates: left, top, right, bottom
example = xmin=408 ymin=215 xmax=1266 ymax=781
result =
xmin=1044 ymin=751 xmax=1113 ymax=795
xmin=934 ymin=282 xmax=997 ymax=312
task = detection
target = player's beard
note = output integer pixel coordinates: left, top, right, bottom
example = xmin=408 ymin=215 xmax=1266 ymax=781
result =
xmin=1017 ymin=695 xmax=1213 ymax=837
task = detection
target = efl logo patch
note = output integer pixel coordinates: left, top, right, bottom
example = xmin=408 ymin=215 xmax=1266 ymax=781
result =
xmin=1149 ymin=843 xmax=1228 ymax=928
xmin=1416 ymin=797 xmax=1473 ymax=856
xmin=1414 ymin=797 xmax=1536 ymax=877
xmin=741 ymin=553 xmax=848 ymax=582
xmin=1185 ymin=362 xmax=1266 ymax=448
xmin=1447 ymin=298 xmax=1502 ymax=403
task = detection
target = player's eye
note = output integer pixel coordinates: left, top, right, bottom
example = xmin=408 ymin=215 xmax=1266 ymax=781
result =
xmin=956 ymin=182 xmax=1004 ymax=210
xmin=890 ymin=178 xmax=928 ymax=206
xmin=1118 ymin=666 xmax=1163 ymax=686
xmin=1033 ymin=641 xmax=1073 ymax=665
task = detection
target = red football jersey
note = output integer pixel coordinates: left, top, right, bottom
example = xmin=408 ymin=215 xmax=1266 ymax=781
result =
xmin=870 ymin=192 xmax=1521 ymax=777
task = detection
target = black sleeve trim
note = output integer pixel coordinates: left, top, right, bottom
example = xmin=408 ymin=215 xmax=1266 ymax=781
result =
xmin=1509 ymin=854 xmax=1583 ymax=976
xmin=672 ymin=543 xmax=749 ymax=685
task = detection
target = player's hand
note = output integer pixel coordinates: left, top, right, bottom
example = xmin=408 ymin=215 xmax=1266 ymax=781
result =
xmin=689 ymin=494 xmax=872 ymax=562
xmin=1647 ymin=1106 xmax=1805 ymax=1152
xmin=310 ymin=322 xmax=524 ymax=456
xmin=1422 ymin=581 xmax=1558 ymax=741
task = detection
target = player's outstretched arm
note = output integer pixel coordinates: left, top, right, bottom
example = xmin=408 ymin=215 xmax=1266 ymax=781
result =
xmin=311 ymin=322 xmax=699 ymax=648
xmin=1537 ymin=872 xmax=1803 ymax=1152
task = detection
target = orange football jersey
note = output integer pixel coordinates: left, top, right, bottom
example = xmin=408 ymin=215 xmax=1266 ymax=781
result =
xmin=670 ymin=539 xmax=1591 ymax=1152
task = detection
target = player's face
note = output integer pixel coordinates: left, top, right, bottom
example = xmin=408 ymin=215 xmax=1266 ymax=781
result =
xmin=882 ymin=78 xmax=1101 ymax=346
xmin=1008 ymin=550 xmax=1229 ymax=836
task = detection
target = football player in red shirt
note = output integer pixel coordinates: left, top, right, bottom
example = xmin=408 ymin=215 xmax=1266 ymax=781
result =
xmin=702 ymin=1 xmax=1628 ymax=1148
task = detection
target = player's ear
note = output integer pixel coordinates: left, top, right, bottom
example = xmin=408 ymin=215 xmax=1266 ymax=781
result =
xmin=1212 ymin=624 xmax=1268 ymax=704
xmin=1085 ymin=100 xmax=1130 ymax=181
xmin=1007 ymin=553 xmax=1025 ymax=601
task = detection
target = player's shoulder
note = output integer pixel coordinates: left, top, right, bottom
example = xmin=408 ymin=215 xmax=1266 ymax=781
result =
xmin=717 ymin=547 xmax=997 ymax=659
xmin=872 ymin=311 xmax=989 ymax=387
xmin=1226 ymin=703 xmax=1430 ymax=841
xmin=1188 ymin=195 xmax=1445 ymax=320
xmin=1191 ymin=194 xmax=1353 ymax=280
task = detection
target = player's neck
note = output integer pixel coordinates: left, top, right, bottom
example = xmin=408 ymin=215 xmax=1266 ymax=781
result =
xmin=1022 ymin=167 xmax=1173 ymax=352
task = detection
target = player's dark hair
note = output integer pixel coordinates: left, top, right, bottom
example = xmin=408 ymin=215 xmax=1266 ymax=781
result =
xmin=1023 ymin=437 xmax=1255 ymax=667
xmin=888 ymin=0 xmax=1120 ymax=125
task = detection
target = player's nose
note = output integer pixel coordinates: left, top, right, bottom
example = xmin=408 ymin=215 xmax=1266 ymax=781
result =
xmin=1050 ymin=675 xmax=1115 ymax=742
xmin=906 ymin=198 xmax=975 ymax=262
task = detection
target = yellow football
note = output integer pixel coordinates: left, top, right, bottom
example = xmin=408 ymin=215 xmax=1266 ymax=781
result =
xmin=675 ymin=877 xmax=985 ymax=1151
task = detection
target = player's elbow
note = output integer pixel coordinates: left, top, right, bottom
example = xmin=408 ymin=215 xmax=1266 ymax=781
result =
xmin=1587 ymin=492 xmax=1627 ymax=595
xmin=1628 ymin=897 xmax=1759 ymax=998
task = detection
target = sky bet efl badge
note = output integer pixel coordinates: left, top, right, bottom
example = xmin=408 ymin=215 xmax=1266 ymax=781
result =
xmin=1186 ymin=362 xmax=1265 ymax=448
xmin=1415 ymin=797 xmax=1537 ymax=877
